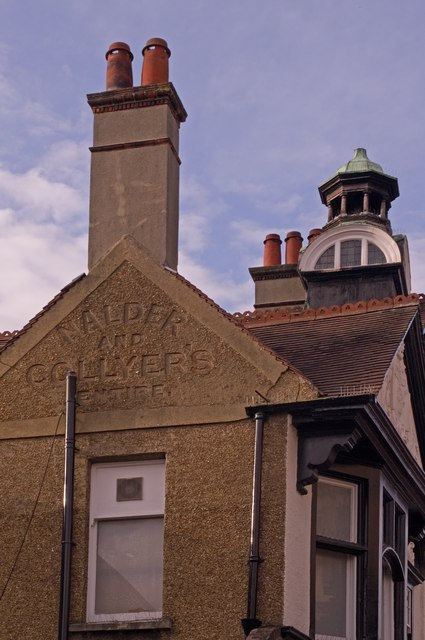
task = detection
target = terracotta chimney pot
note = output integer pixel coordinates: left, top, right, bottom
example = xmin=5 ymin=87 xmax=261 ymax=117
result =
xmin=307 ymin=228 xmax=322 ymax=244
xmin=141 ymin=37 xmax=171 ymax=85
xmin=263 ymin=234 xmax=282 ymax=266
xmin=285 ymin=231 xmax=303 ymax=264
xmin=105 ymin=42 xmax=134 ymax=90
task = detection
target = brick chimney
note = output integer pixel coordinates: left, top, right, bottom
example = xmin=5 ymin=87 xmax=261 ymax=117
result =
xmin=87 ymin=38 xmax=187 ymax=271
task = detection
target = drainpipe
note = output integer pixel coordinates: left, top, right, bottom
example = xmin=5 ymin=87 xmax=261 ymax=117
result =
xmin=58 ymin=371 xmax=77 ymax=640
xmin=241 ymin=411 xmax=264 ymax=636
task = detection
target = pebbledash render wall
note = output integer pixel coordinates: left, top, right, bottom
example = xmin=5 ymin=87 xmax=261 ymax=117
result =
xmin=0 ymin=237 xmax=317 ymax=640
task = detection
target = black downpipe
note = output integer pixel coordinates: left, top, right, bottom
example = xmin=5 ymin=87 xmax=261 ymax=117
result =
xmin=241 ymin=411 xmax=264 ymax=636
xmin=58 ymin=371 xmax=77 ymax=640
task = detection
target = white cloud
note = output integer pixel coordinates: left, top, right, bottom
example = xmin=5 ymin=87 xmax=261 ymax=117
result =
xmin=230 ymin=220 xmax=273 ymax=248
xmin=0 ymin=139 xmax=89 ymax=329
xmin=0 ymin=214 xmax=86 ymax=329
xmin=180 ymin=174 xmax=227 ymax=254
xmin=178 ymin=251 xmax=253 ymax=314
xmin=0 ymin=166 xmax=86 ymax=223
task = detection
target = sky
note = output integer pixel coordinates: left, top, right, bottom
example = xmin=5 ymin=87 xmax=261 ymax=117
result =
xmin=0 ymin=0 xmax=425 ymax=329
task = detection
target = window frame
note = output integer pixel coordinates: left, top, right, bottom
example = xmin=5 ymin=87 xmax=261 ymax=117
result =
xmin=313 ymin=472 xmax=368 ymax=640
xmin=86 ymin=459 xmax=166 ymax=624
xmin=312 ymin=465 xmax=413 ymax=640
xmin=381 ymin=483 xmax=408 ymax=640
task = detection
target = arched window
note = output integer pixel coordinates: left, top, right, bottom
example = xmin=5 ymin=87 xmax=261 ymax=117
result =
xmin=341 ymin=240 xmax=362 ymax=267
xmin=368 ymin=242 xmax=386 ymax=265
xmin=315 ymin=245 xmax=335 ymax=270
xmin=314 ymin=239 xmax=388 ymax=270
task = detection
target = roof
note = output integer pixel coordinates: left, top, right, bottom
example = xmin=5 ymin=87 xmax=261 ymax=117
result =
xmin=0 ymin=331 xmax=19 ymax=349
xmin=247 ymin=302 xmax=418 ymax=397
xmin=337 ymin=147 xmax=384 ymax=175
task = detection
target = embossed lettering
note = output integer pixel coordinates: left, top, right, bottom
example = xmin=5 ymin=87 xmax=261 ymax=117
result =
xmin=191 ymin=350 xmax=214 ymax=374
xmin=145 ymin=304 xmax=165 ymax=327
xmin=51 ymin=362 xmax=71 ymax=383
xmin=25 ymin=347 xmax=215 ymax=392
xmin=100 ymin=358 xmax=121 ymax=381
xmin=142 ymin=354 xmax=162 ymax=375
xmin=26 ymin=364 xmax=47 ymax=385
xmin=78 ymin=359 xmax=100 ymax=381
xmin=124 ymin=303 xmax=143 ymax=322
xmin=98 ymin=335 xmax=110 ymax=349
xmin=82 ymin=310 xmax=102 ymax=333
xmin=125 ymin=355 xmax=140 ymax=377
xmin=165 ymin=352 xmax=185 ymax=374
xmin=104 ymin=305 xmax=122 ymax=325
xmin=153 ymin=384 xmax=166 ymax=398
xmin=113 ymin=334 xmax=126 ymax=348
xmin=161 ymin=309 xmax=183 ymax=336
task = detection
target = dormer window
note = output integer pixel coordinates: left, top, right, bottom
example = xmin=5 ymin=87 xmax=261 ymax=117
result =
xmin=314 ymin=239 xmax=387 ymax=271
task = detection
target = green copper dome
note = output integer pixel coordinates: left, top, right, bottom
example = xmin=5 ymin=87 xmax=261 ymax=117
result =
xmin=337 ymin=148 xmax=384 ymax=174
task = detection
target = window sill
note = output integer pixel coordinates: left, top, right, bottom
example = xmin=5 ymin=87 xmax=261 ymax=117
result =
xmin=69 ymin=619 xmax=172 ymax=633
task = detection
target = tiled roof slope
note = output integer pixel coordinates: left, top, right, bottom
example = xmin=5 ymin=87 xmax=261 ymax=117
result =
xmin=0 ymin=331 xmax=19 ymax=349
xmin=248 ymin=304 xmax=418 ymax=397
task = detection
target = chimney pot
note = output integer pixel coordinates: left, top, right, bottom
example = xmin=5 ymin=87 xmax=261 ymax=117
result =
xmin=141 ymin=37 xmax=171 ymax=85
xmin=285 ymin=231 xmax=303 ymax=264
xmin=263 ymin=233 xmax=282 ymax=266
xmin=105 ymin=42 xmax=134 ymax=90
xmin=307 ymin=228 xmax=322 ymax=244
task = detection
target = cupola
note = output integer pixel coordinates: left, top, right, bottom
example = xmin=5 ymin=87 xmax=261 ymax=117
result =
xmin=298 ymin=149 xmax=411 ymax=308
xmin=319 ymin=148 xmax=399 ymax=228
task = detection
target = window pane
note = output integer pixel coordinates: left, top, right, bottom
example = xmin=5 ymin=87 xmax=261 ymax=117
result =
xmin=95 ymin=517 xmax=164 ymax=615
xmin=367 ymin=242 xmax=386 ymax=265
xmin=315 ymin=549 xmax=356 ymax=639
xmin=315 ymin=245 xmax=335 ymax=270
xmin=340 ymin=240 xmax=361 ymax=267
xmin=317 ymin=478 xmax=358 ymax=542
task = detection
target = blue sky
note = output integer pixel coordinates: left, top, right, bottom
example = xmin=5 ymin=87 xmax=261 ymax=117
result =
xmin=1 ymin=0 xmax=425 ymax=328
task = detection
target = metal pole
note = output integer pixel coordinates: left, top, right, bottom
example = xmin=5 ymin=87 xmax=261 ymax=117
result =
xmin=58 ymin=372 xmax=77 ymax=640
xmin=241 ymin=411 xmax=264 ymax=635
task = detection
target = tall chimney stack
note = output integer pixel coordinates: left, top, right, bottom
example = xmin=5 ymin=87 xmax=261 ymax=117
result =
xmin=87 ymin=38 xmax=187 ymax=271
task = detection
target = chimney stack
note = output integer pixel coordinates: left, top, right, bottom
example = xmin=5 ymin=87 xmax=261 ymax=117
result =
xmin=263 ymin=234 xmax=282 ymax=266
xmin=141 ymin=38 xmax=170 ymax=85
xmin=307 ymin=228 xmax=321 ymax=245
xmin=105 ymin=42 xmax=133 ymax=90
xmin=249 ymin=231 xmax=306 ymax=311
xmin=285 ymin=231 xmax=303 ymax=264
xmin=87 ymin=38 xmax=187 ymax=271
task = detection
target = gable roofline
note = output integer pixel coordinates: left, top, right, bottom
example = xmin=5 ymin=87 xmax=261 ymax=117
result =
xmin=0 ymin=235 xmax=318 ymax=397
